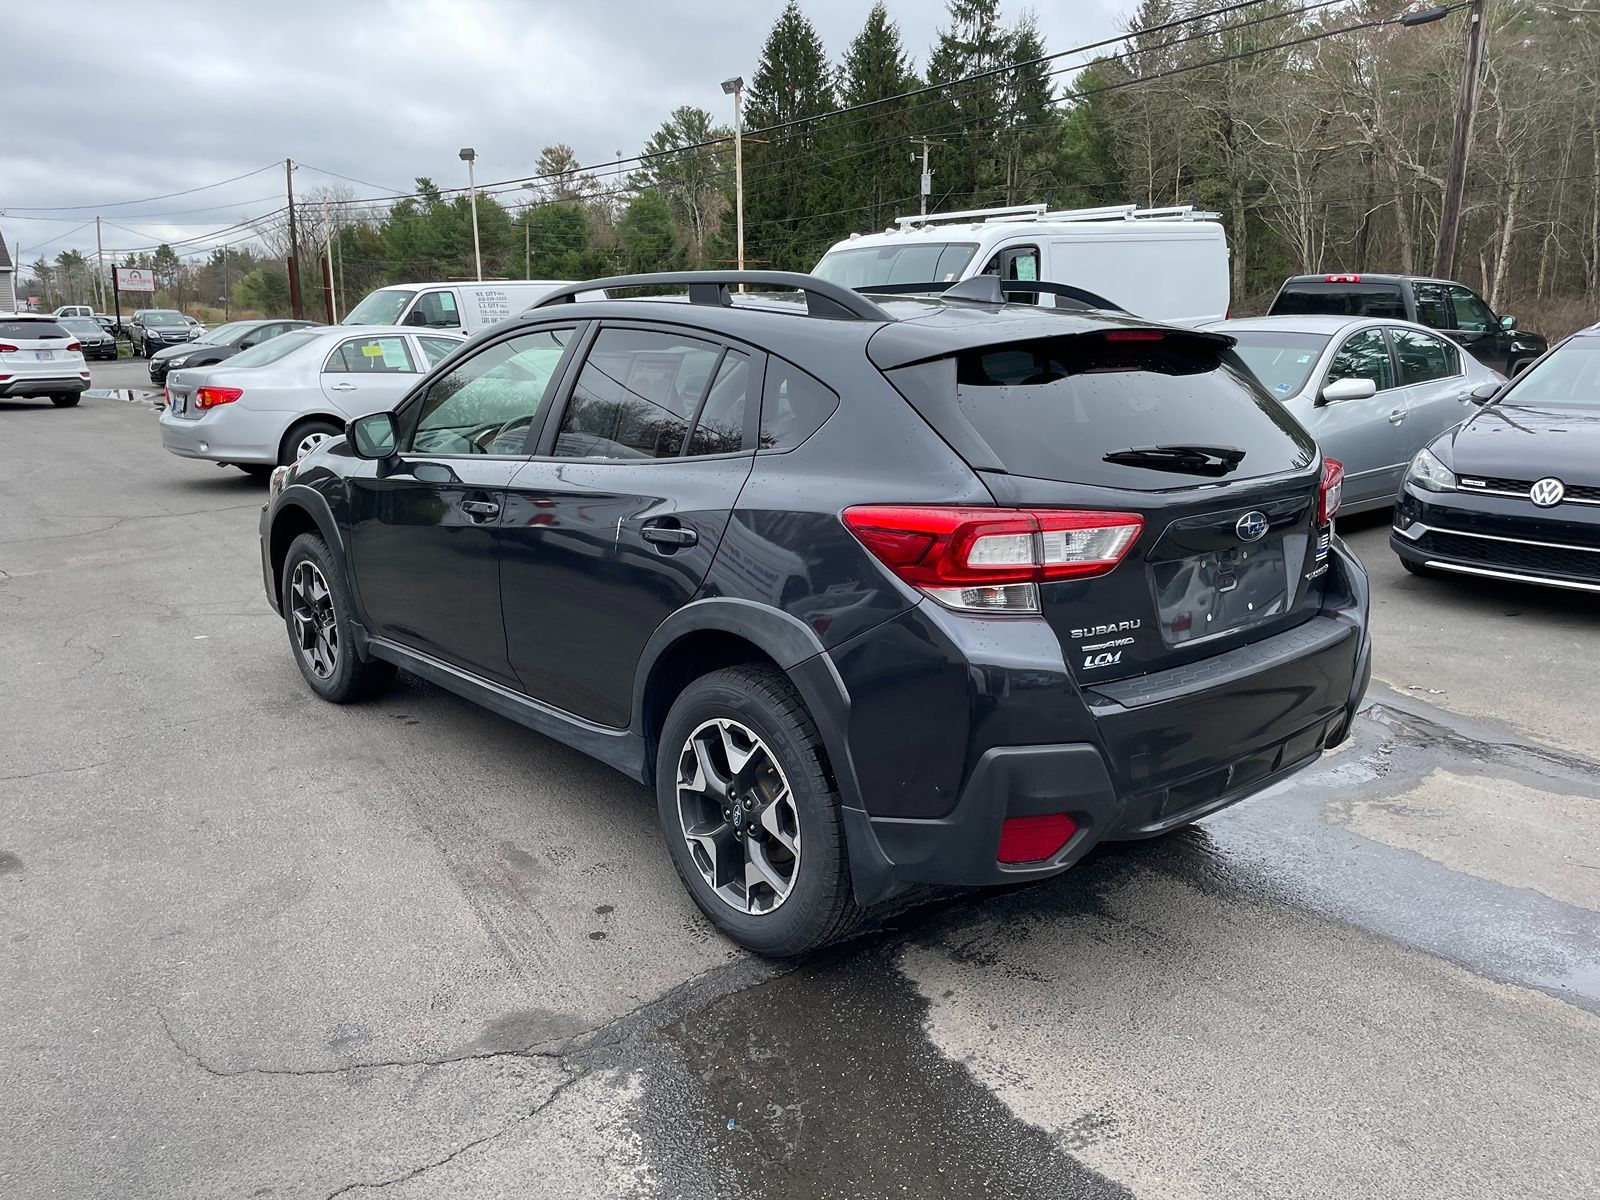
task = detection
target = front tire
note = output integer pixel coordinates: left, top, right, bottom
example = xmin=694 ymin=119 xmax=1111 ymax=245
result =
xmin=656 ymin=665 xmax=859 ymax=957
xmin=280 ymin=532 xmax=396 ymax=703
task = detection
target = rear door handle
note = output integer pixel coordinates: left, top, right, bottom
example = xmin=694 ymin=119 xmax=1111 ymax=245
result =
xmin=1388 ymin=408 xmax=1406 ymax=424
xmin=641 ymin=524 xmax=698 ymax=548
xmin=329 ymin=382 xmax=357 ymax=392
xmin=460 ymin=499 xmax=501 ymax=521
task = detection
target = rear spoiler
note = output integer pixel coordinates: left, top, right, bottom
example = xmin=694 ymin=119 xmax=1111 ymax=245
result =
xmin=855 ymin=277 xmax=1128 ymax=314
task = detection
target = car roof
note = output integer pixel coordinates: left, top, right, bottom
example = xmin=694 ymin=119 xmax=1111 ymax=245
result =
xmin=0 ymin=311 xmax=61 ymax=320
xmin=1281 ymin=273 xmax=1462 ymax=286
xmin=375 ymin=280 xmax=570 ymax=290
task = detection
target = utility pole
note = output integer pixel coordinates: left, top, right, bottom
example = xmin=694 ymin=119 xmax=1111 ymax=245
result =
xmin=285 ymin=158 xmax=304 ymax=318
xmin=94 ymin=217 xmax=107 ymax=311
xmin=1433 ymin=0 xmax=1489 ymax=279
xmin=911 ymin=137 xmax=947 ymax=219
xmin=525 ymin=218 xmax=531 ymax=280
xmin=322 ymin=195 xmax=338 ymax=322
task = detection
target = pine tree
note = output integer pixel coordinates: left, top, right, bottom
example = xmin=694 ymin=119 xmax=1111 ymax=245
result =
xmin=736 ymin=1 xmax=836 ymax=270
xmin=998 ymin=13 xmax=1060 ymax=205
xmin=834 ymin=2 xmax=921 ymax=232
xmin=926 ymin=0 xmax=1011 ymax=208
xmin=638 ymin=107 xmax=731 ymax=265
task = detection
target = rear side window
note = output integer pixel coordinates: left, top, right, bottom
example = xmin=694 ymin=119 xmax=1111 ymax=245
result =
xmin=0 ymin=320 xmax=68 ymax=339
xmin=894 ymin=332 xmax=1315 ymax=490
xmin=759 ymin=359 xmax=838 ymax=450
xmin=1272 ymin=284 xmax=1405 ymax=319
xmin=1391 ymin=328 xmax=1459 ymax=383
xmin=325 ymin=336 xmax=415 ymax=373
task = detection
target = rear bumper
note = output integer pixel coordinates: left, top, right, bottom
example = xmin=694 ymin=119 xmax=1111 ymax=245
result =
xmin=1 ymin=375 xmax=88 ymax=397
xmin=158 ymin=404 xmax=278 ymax=465
xmin=830 ymin=540 xmax=1370 ymax=904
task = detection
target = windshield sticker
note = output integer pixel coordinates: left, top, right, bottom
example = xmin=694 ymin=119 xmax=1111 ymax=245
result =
xmin=1274 ymin=382 xmax=1293 ymax=394
xmin=361 ymin=343 xmax=383 ymax=357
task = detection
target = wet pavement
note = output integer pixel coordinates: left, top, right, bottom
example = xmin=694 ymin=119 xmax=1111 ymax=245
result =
xmin=3 ymin=394 xmax=1598 ymax=1198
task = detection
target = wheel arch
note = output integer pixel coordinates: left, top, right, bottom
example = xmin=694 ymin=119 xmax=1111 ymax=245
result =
xmin=266 ymin=485 xmax=348 ymax=611
xmin=631 ymin=599 xmax=861 ymax=809
xmin=277 ymin=413 xmax=348 ymax=466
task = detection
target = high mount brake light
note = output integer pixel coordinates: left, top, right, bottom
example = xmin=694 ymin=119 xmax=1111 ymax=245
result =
xmin=842 ymin=506 xmax=1143 ymax=613
xmin=1320 ymin=457 xmax=1344 ymax=524
xmin=1325 ymin=274 xmax=1362 ymax=283
xmin=195 ymin=386 xmax=243 ymax=410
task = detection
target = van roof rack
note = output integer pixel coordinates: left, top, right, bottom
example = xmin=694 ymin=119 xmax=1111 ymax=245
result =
xmin=532 ymin=270 xmax=890 ymax=322
xmin=893 ymin=202 xmax=1221 ymax=229
xmin=855 ymin=278 xmax=1127 ymax=313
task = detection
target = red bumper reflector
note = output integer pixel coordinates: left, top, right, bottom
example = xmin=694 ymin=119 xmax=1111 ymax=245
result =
xmin=997 ymin=813 xmax=1079 ymax=864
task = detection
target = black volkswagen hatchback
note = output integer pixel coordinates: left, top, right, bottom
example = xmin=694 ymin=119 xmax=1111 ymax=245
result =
xmin=259 ymin=271 xmax=1371 ymax=955
xmin=1393 ymin=323 xmax=1600 ymax=592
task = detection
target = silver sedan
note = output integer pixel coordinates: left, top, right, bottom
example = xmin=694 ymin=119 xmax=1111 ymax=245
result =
xmin=158 ymin=325 xmax=464 ymax=475
xmin=1204 ymin=315 xmax=1503 ymax=513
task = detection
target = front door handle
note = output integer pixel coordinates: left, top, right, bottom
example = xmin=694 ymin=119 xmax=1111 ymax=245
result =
xmin=641 ymin=524 xmax=698 ymax=548
xmin=1388 ymin=408 xmax=1406 ymax=424
xmin=329 ymin=382 xmax=357 ymax=392
xmin=460 ymin=499 xmax=501 ymax=522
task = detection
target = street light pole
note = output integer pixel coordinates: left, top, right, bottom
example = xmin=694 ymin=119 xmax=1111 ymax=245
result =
xmin=460 ymin=147 xmax=483 ymax=282
xmin=721 ymin=77 xmax=745 ymax=275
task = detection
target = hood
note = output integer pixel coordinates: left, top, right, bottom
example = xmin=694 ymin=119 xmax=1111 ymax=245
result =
xmin=151 ymin=342 xmax=203 ymax=360
xmin=1445 ymin=404 xmax=1600 ymax=486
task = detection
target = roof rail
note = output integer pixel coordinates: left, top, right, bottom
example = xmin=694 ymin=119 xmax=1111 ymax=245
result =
xmin=531 ymin=271 xmax=890 ymax=321
xmin=891 ymin=202 xmax=1222 ymax=229
xmin=855 ymin=279 xmax=1127 ymax=314
xmin=894 ymin=204 xmax=1046 ymax=228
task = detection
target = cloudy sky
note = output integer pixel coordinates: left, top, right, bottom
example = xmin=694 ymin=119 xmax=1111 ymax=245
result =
xmin=4 ymin=0 xmax=1133 ymax=270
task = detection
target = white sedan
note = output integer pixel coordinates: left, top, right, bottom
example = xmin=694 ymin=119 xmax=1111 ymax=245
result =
xmin=159 ymin=325 xmax=464 ymax=476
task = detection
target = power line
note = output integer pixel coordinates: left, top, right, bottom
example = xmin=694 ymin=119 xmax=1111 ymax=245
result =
xmin=2 ymin=163 xmax=281 ymax=213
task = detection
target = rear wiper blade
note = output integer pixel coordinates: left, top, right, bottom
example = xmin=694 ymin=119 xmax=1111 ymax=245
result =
xmin=1102 ymin=444 xmax=1246 ymax=476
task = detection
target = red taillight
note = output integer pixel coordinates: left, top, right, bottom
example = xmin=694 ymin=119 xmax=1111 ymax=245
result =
xmin=1105 ymin=329 xmax=1165 ymax=341
xmin=842 ymin=505 xmax=1143 ymax=613
xmin=0 ymin=343 xmax=17 ymax=353
xmin=1325 ymin=274 xmax=1361 ymax=283
xmin=997 ymin=813 xmax=1078 ymax=864
xmin=1320 ymin=457 xmax=1344 ymax=523
xmin=195 ymin=386 xmax=243 ymax=409
xmin=66 ymin=341 xmax=82 ymax=352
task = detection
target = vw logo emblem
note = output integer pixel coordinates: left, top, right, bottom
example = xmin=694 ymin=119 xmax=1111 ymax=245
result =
xmin=1236 ymin=511 xmax=1269 ymax=542
xmin=1530 ymin=477 xmax=1566 ymax=508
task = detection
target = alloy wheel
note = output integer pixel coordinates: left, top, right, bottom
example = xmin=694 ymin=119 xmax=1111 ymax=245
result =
xmin=288 ymin=560 xmax=339 ymax=679
xmin=676 ymin=718 xmax=801 ymax=915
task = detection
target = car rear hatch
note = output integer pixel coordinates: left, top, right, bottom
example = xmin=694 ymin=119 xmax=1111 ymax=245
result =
xmin=0 ymin=318 xmax=84 ymax=383
xmin=866 ymin=308 xmax=1355 ymax=807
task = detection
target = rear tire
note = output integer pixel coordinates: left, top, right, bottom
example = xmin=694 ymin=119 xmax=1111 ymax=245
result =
xmin=279 ymin=418 xmax=342 ymax=466
xmin=656 ymin=665 xmax=860 ymax=957
xmin=50 ymin=394 xmax=81 ymax=408
xmin=280 ymin=532 xmax=396 ymax=703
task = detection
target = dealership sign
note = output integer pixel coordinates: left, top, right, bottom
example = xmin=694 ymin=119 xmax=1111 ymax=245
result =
xmin=114 ymin=266 xmax=156 ymax=293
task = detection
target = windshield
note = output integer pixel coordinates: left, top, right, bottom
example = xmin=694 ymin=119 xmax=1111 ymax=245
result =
xmin=61 ymin=318 xmax=103 ymax=337
xmin=343 ymin=288 xmax=415 ymax=325
xmin=199 ymin=322 xmax=252 ymax=345
xmin=226 ymin=330 xmax=319 ymax=368
xmin=142 ymin=310 xmax=187 ymax=327
xmin=813 ymin=242 xmax=978 ymax=288
xmin=1502 ymin=337 xmax=1600 ymax=408
xmin=1224 ymin=331 xmax=1331 ymax=398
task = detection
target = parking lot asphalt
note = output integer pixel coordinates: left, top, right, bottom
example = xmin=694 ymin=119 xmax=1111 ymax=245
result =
xmin=3 ymin=393 xmax=1598 ymax=1199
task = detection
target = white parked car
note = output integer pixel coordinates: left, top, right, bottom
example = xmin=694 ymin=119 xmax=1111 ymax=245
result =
xmin=158 ymin=325 xmax=463 ymax=475
xmin=0 ymin=313 xmax=90 ymax=407
xmin=341 ymin=279 xmax=570 ymax=337
xmin=812 ymin=202 xmax=1230 ymax=324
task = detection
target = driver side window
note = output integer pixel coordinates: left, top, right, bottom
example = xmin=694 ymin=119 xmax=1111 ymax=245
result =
xmin=1447 ymin=285 xmax=1493 ymax=333
xmin=410 ymin=290 xmax=460 ymax=328
xmin=1327 ymin=328 xmax=1395 ymax=393
xmin=410 ymin=327 xmax=573 ymax=456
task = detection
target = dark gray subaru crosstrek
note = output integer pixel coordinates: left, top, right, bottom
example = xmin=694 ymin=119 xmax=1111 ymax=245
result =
xmin=259 ymin=271 xmax=1371 ymax=956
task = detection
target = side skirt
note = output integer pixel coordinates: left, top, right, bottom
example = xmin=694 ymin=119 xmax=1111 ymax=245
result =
xmin=366 ymin=636 xmax=650 ymax=783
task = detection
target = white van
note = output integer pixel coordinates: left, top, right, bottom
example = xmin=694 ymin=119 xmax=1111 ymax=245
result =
xmin=340 ymin=280 xmax=570 ymax=337
xmin=812 ymin=203 xmax=1230 ymax=324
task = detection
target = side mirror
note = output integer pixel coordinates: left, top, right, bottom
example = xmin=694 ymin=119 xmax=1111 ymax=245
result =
xmin=238 ymin=337 xmax=259 ymax=350
xmin=1499 ymin=314 xmax=1517 ymax=330
xmin=1318 ymin=376 xmax=1378 ymax=406
xmin=349 ymin=411 xmax=399 ymax=459
xmin=1469 ymin=380 xmax=1501 ymax=403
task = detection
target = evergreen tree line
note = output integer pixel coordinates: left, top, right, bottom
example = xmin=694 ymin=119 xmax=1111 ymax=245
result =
xmin=28 ymin=0 xmax=1600 ymax=333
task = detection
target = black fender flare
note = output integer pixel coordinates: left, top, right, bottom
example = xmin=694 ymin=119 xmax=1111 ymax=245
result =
xmin=629 ymin=597 xmax=865 ymax=812
xmin=265 ymin=484 xmax=367 ymax=639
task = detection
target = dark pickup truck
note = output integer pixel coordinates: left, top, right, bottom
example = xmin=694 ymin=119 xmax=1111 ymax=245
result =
xmin=1268 ymin=273 xmax=1547 ymax=377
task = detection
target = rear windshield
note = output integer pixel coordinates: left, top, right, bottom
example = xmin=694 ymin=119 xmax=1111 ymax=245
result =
xmin=0 ymin=319 xmax=68 ymax=339
xmin=1271 ymin=283 xmax=1405 ymax=319
xmin=1224 ymin=331 xmax=1331 ymax=398
xmin=894 ymin=333 xmax=1316 ymax=489
xmin=61 ymin=318 xmax=105 ymax=337
xmin=813 ymin=242 xmax=978 ymax=288
xmin=226 ymin=330 xmax=319 ymax=368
